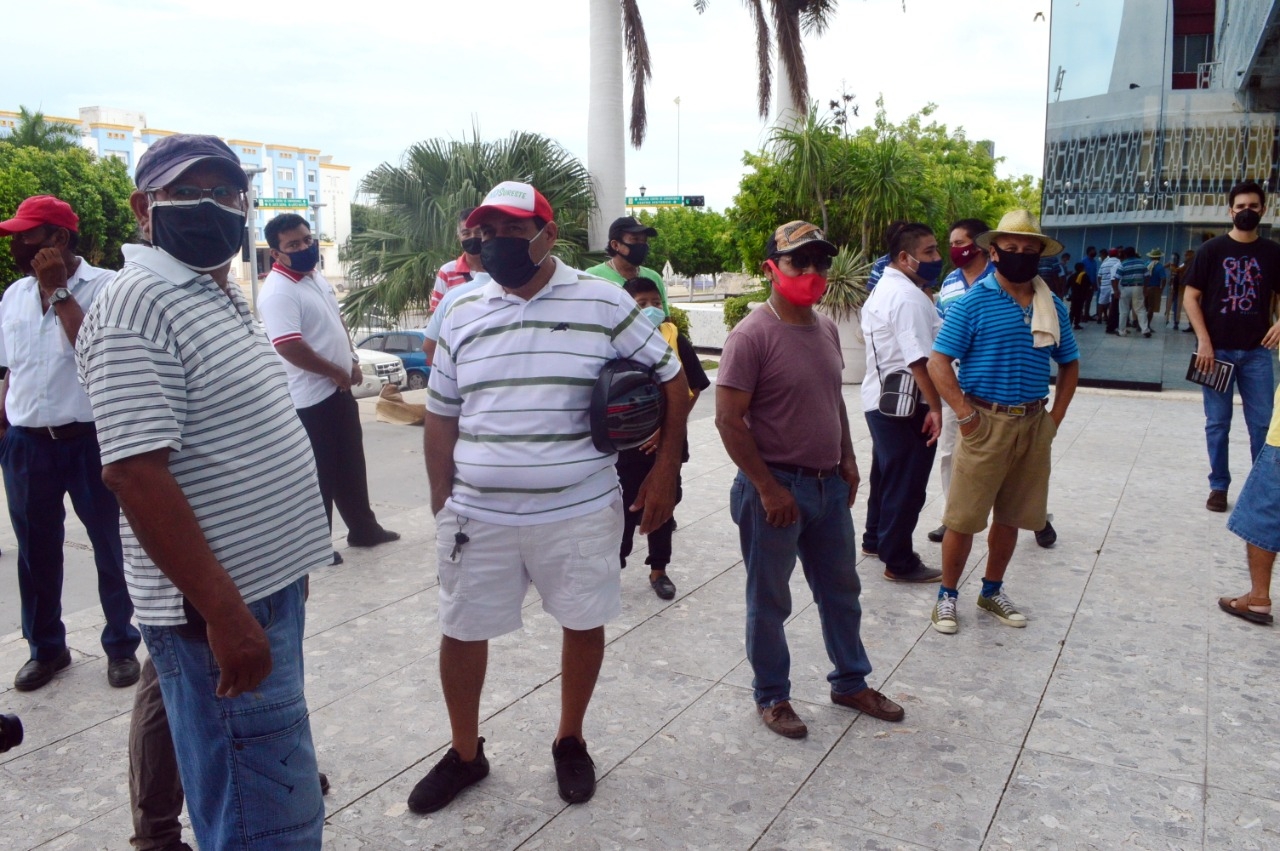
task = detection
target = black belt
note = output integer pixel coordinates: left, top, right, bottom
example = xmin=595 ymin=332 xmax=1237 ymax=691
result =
xmin=967 ymin=396 xmax=1047 ymax=417
xmin=12 ymin=422 xmax=96 ymax=441
xmin=769 ymin=463 xmax=840 ymax=479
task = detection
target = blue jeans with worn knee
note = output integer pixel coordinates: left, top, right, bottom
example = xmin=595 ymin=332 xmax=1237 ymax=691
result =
xmin=140 ymin=578 xmax=322 ymax=850
xmin=1202 ymin=346 xmax=1275 ymax=492
xmin=729 ymin=468 xmax=872 ymax=708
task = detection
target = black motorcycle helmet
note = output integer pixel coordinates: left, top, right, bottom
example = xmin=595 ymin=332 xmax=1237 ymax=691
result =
xmin=590 ymin=358 xmax=666 ymax=453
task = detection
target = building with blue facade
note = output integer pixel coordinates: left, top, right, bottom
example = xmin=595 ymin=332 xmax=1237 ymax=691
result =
xmin=1042 ymin=0 xmax=1280 ymax=259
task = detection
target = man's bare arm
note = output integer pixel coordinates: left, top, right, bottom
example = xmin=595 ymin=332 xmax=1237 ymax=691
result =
xmin=715 ymin=384 xmax=799 ymax=527
xmin=633 ymin=371 xmax=692 ymax=534
xmin=274 ymin=339 xmax=353 ymax=390
xmin=101 ymin=449 xmax=269 ymax=698
xmin=424 ymin=411 xmax=459 ymax=515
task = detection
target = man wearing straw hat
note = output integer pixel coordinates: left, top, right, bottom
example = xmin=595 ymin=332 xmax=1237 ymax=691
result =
xmin=1143 ymin=248 xmax=1167 ymax=329
xmin=926 ymin=210 xmax=1080 ymax=635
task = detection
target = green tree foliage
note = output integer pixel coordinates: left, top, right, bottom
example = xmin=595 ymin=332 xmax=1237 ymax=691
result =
xmin=341 ymin=130 xmax=597 ymax=323
xmin=1 ymin=107 xmax=82 ymax=153
xmin=636 ymin=207 xmax=737 ymax=278
xmin=728 ymin=97 xmax=1041 ymax=267
xmin=0 ymin=146 xmax=135 ymax=288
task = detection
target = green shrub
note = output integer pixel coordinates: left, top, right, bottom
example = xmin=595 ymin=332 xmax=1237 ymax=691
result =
xmin=724 ymin=280 xmax=771 ymax=330
xmin=667 ymin=304 xmax=691 ymax=339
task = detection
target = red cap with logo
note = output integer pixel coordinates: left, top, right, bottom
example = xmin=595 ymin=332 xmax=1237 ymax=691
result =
xmin=0 ymin=195 xmax=79 ymax=235
xmin=465 ymin=181 xmax=554 ymax=228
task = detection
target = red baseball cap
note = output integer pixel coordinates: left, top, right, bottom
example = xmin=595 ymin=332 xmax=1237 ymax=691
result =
xmin=0 ymin=195 xmax=79 ymax=236
xmin=465 ymin=181 xmax=554 ymax=228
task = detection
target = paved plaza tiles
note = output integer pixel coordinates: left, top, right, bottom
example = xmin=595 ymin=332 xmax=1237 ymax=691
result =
xmin=2 ymin=382 xmax=1278 ymax=850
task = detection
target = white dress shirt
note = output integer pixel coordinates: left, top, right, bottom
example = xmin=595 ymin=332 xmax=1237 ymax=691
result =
xmin=0 ymin=258 xmax=114 ymax=427
xmin=860 ymin=266 xmax=942 ymax=413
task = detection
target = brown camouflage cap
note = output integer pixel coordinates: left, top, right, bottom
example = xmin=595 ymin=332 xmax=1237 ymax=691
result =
xmin=766 ymin=220 xmax=838 ymax=258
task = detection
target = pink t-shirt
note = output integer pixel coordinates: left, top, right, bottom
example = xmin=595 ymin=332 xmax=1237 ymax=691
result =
xmin=717 ymin=306 xmax=845 ymax=470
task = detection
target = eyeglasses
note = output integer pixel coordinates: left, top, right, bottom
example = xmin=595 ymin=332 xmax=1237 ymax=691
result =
xmin=780 ymin=253 xmax=833 ymax=272
xmin=159 ymin=185 xmax=246 ymax=206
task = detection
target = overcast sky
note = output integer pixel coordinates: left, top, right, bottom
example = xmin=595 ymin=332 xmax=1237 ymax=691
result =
xmin=4 ymin=0 xmax=1057 ymax=211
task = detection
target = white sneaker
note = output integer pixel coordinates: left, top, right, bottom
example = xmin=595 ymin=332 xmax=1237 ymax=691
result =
xmin=931 ymin=595 xmax=958 ymax=634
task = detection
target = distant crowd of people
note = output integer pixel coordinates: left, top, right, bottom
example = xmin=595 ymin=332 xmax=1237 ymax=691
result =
xmin=2 ymin=130 xmax=1277 ymax=849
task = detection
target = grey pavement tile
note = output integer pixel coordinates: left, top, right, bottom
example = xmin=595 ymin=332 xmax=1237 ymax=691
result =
xmin=1026 ymin=643 xmax=1208 ymax=782
xmin=1204 ymin=788 xmax=1280 ymax=850
xmin=327 ymin=779 xmax=551 ymax=850
xmin=987 ymin=750 xmax=1204 ymax=850
xmin=755 ymin=811 xmax=935 ymax=851
xmin=1205 ymin=661 xmax=1280 ymax=799
xmin=517 ymin=763 xmax=777 ymax=850
xmin=471 ymin=655 xmax=714 ymax=815
xmin=0 ymin=769 xmax=96 ymax=850
xmin=627 ymin=682 xmax=854 ymax=798
xmin=19 ymin=801 xmax=136 ymax=850
xmin=786 ymin=725 xmax=1020 ymax=851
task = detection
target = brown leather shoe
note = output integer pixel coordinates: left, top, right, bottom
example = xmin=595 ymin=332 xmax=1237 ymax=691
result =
xmin=758 ymin=700 xmax=808 ymax=738
xmin=830 ymin=687 xmax=905 ymax=722
xmin=1207 ymin=490 xmax=1228 ymax=512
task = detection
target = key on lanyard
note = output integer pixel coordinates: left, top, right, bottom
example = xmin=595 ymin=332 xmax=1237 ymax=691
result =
xmin=450 ymin=530 xmax=470 ymax=561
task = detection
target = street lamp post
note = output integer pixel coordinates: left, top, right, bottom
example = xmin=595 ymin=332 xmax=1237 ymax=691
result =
xmin=243 ymin=165 xmax=267 ymax=314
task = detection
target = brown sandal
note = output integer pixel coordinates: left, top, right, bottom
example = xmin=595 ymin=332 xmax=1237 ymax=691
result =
xmin=1218 ymin=593 xmax=1274 ymax=625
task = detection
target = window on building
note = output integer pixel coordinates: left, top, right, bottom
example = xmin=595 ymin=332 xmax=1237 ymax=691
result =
xmin=1173 ymin=33 xmax=1212 ymax=75
xmin=309 ymin=192 xmax=317 ymax=203
xmin=105 ymin=150 xmax=129 ymax=164
xmin=277 ymin=168 xmax=294 ymax=182
xmin=307 ymin=172 xmax=316 ymax=183
xmin=279 ymin=188 xmax=294 ymax=199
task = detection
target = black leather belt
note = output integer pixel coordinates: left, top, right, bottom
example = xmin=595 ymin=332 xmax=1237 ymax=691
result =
xmin=769 ymin=463 xmax=840 ymax=479
xmin=967 ymin=396 xmax=1047 ymax=417
xmin=12 ymin=422 xmax=96 ymax=441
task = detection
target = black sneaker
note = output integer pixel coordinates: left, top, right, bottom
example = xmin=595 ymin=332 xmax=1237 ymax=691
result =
xmin=551 ymin=736 xmax=596 ymax=804
xmin=407 ymin=738 xmax=489 ymax=814
xmin=650 ymin=573 xmax=676 ymax=600
xmin=926 ymin=524 xmax=946 ymax=543
xmin=1035 ymin=520 xmax=1057 ymax=548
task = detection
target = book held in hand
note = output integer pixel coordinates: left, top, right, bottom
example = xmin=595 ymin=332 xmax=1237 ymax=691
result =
xmin=1186 ymin=353 xmax=1235 ymax=393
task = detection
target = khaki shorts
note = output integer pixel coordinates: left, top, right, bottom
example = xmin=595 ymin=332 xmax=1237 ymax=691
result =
xmin=942 ymin=405 xmax=1057 ymax=534
xmin=435 ymin=499 xmax=624 ymax=641
xmin=1144 ymin=287 xmax=1162 ymax=314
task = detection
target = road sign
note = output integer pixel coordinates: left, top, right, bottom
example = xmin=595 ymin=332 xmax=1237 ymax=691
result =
xmin=625 ymin=195 xmax=683 ymax=206
xmin=256 ymin=198 xmax=310 ymax=209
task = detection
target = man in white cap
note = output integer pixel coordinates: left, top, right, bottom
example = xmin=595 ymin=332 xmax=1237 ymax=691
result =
xmin=411 ymin=181 xmax=690 ymax=813
xmin=926 ymin=210 xmax=1080 ymax=635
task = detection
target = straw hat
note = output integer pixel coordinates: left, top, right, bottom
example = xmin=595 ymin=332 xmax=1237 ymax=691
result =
xmin=975 ymin=209 xmax=1064 ymax=257
xmin=1146 ymin=248 xmax=1164 ymax=259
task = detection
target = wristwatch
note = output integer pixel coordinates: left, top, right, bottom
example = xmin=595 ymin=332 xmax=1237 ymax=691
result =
xmin=49 ymin=288 xmax=72 ymax=305
xmin=350 ymin=352 xmax=360 ymax=365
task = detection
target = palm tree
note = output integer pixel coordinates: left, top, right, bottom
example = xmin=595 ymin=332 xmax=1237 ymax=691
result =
xmin=2 ymin=107 xmax=81 ymax=152
xmin=587 ymin=0 xmax=653 ymax=250
xmin=341 ymin=130 xmax=597 ymax=323
xmin=694 ymin=1 xmax=839 ymax=122
xmin=767 ymin=104 xmax=841 ymax=232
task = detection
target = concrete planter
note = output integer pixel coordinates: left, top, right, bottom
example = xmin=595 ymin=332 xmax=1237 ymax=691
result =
xmin=820 ymin=307 xmax=866 ymax=385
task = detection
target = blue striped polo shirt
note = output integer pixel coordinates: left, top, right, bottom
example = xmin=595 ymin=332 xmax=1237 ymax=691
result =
xmin=933 ymin=272 xmax=1080 ymax=405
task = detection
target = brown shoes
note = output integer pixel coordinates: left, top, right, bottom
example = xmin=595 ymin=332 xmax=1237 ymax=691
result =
xmin=758 ymin=701 xmax=808 ymax=738
xmin=831 ymin=687 xmax=905 ymax=722
xmin=1207 ymin=489 xmax=1228 ymax=512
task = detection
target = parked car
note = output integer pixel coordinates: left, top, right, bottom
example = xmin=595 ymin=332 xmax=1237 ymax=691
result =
xmin=356 ymin=330 xmax=431 ymax=390
xmin=353 ymin=347 xmax=406 ymax=399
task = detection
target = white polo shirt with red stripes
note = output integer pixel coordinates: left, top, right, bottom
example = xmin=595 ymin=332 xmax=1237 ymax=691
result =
xmin=257 ymin=264 xmax=354 ymax=409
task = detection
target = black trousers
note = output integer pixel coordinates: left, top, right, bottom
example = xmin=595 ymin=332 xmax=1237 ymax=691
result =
xmin=295 ymin=389 xmax=380 ymax=540
xmin=617 ymin=450 xmax=681 ymax=570
xmin=1069 ymin=283 xmax=1091 ymax=326
xmin=862 ymin=408 xmax=936 ymax=574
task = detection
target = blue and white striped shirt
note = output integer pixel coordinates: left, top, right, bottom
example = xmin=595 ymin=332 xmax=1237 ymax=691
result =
xmin=933 ymin=272 xmax=1080 ymax=405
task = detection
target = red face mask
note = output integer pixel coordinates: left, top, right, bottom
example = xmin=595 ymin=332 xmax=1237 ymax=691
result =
xmin=765 ymin=259 xmax=828 ymax=306
xmin=949 ymin=243 xmax=983 ymax=268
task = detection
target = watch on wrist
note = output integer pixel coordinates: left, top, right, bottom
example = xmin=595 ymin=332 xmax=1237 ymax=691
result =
xmin=350 ymin=352 xmax=360 ymax=365
xmin=956 ymin=410 xmax=979 ymax=426
xmin=49 ymin=288 xmax=72 ymax=305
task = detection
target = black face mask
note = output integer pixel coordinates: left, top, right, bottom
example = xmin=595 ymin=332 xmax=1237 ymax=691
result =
xmin=461 ymin=237 xmax=483 ymax=256
xmin=480 ymin=227 xmax=548 ymax=289
xmin=993 ymin=247 xmax=1041 ymax=284
xmin=1234 ymin=209 xmax=1262 ymax=232
xmin=619 ymin=242 xmax=650 ymax=266
xmin=150 ymin=199 xmax=246 ymax=272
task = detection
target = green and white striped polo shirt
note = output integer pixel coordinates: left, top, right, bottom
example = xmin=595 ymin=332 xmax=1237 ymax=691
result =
xmin=76 ymin=245 xmax=331 ymax=626
xmin=427 ymin=259 xmax=681 ymax=525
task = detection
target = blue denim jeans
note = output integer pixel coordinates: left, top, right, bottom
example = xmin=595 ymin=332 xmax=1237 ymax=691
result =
xmin=729 ymin=468 xmax=872 ymax=707
xmin=1202 ymin=347 xmax=1275 ymax=492
xmin=140 ymin=578 xmax=322 ymax=850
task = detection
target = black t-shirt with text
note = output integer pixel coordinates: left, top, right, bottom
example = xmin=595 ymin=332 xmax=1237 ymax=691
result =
xmin=1186 ymin=234 xmax=1280 ymax=350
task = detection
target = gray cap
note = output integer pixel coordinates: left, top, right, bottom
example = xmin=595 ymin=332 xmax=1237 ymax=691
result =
xmin=134 ymin=134 xmax=247 ymax=191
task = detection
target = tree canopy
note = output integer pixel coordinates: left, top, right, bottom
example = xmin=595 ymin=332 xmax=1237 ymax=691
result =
xmin=0 ymin=145 xmax=136 ymax=288
xmin=636 ymin=206 xmax=738 ymax=278
xmin=727 ymin=97 xmax=1042 ymax=269
xmin=341 ymin=130 xmax=597 ymax=323
xmin=1 ymin=107 xmax=82 ymax=153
